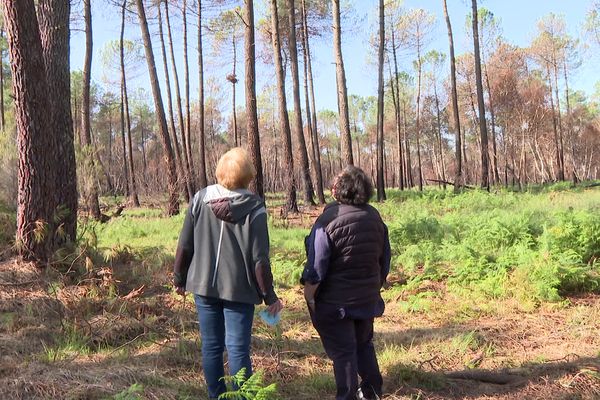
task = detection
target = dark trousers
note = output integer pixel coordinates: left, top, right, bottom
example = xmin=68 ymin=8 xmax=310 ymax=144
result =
xmin=311 ymin=303 xmax=383 ymax=400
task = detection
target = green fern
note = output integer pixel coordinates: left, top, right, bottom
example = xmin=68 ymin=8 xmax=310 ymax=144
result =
xmin=218 ymin=368 xmax=279 ymax=400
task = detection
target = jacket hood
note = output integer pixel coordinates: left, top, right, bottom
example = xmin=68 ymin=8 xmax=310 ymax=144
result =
xmin=198 ymin=184 xmax=263 ymax=223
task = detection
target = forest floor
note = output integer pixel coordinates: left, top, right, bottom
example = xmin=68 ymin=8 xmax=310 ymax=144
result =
xmin=1 ymin=189 xmax=600 ymax=399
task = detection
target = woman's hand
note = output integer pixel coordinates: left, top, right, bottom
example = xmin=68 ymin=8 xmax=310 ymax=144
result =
xmin=266 ymin=299 xmax=283 ymax=316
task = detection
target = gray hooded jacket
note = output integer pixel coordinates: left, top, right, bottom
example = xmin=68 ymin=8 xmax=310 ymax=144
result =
xmin=173 ymin=184 xmax=278 ymax=305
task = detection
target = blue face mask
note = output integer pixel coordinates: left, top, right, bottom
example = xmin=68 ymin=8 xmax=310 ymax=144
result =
xmin=258 ymin=309 xmax=281 ymax=326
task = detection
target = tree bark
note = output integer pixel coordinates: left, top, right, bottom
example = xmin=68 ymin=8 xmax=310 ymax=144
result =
xmin=38 ymin=0 xmax=77 ymax=242
xmin=471 ymin=0 xmax=490 ymax=190
xmin=563 ymin=58 xmax=577 ymax=184
xmin=81 ymin=0 xmax=102 ymax=220
xmin=120 ymin=0 xmax=140 ymax=207
xmin=182 ymin=0 xmax=195 ymax=190
xmin=0 ymin=28 xmax=5 ymax=132
xmin=197 ymin=0 xmax=208 ymax=188
xmin=552 ymin=58 xmax=565 ymax=181
xmin=433 ymin=79 xmax=447 ymax=189
xmin=157 ymin=2 xmax=186 ymax=199
xmin=165 ymin=0 xmax=193 ymax=198
xmin=244 ymin=0 xmax=264 ymax=198
xmin=484 ymin=65 xmax=500 ymax=185
xmin=332 ymin=0 xmax=353 ymax=166
xmin=118 ymin=3 xmax=130 ymax=197
xmin=135 ymin=0 xmax=179 ymax=216
xmin=231 ymin=33 xmax=238 ymax=146
xmin=4 ymin=0 xmax=55 ymax=260
xmin=391 ymin=29 xmax=405 ymax=190
xmin=376 ymin=0 xmax=385 ymax=201
xmin=415 ymin=40 xmax=423 ymax=191
xmin=287 ymin=0 xmax=315 ymax=206
xmin=547 ymin=66 xmax=562 ymax=182
xmin=270 ymin=0 xmax=298 ymax=212
xmin=301 ymin=0 xmax=325 ymax=203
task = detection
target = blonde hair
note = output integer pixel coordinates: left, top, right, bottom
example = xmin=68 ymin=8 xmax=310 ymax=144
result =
xmin=216 ymin=147 xmax=256 ymax=190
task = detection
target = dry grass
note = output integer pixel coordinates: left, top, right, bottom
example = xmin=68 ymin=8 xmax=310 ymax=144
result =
xmin=0 ymin=198 xmax=599 ymax=399
xmin=3 ymin=255 xmax=598 ymax=399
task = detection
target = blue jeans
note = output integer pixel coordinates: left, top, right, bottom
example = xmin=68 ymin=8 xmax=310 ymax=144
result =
xmin=194 ymin=295 xmax=255 ymax=399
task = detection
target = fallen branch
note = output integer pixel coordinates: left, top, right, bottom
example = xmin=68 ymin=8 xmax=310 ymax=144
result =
xmin=426 ymin=179 xmax=476 ymax=190
xmin=0 ymin=279 xmax=39 ymax=287
xmin=445 ymin=369 xmax=525 ymax=385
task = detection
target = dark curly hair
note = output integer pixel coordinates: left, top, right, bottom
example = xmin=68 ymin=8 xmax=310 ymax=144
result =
xmin=332 ymin=166 xmax=374 ymax=205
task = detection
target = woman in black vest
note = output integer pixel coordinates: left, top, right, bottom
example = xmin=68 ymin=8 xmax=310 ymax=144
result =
xmin=302 ymin=166 xmax=391 ymax=400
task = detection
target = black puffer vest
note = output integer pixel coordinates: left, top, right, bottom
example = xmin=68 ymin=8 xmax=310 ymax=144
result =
xmin=316 ymin=202 xmax=386 ymax=305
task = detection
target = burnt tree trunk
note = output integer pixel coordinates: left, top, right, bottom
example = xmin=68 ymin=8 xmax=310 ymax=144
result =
xmin=471 ymin=0 xmax=490 ymax=190
xmin=136 ymin=0 xmax=179 ymax=215
xmin=443 ymin=0 xmax=462 ymax=191
xmin=120 ymin=0 xmax=140 ymax=207
xmin=332 ymin=0 xmax=353 ymax=166
xmin=287 ymin=0 xmax=315 ymax=206
xmin=165 ymin=0 xmax=193 ymax=198
xmin=270 ymin=0 xmax=298 ymax=212
xmin=157 ymin=2 xmax=186 ymax=198
xmin=0 ymin=28 xmax=5 ymax=132
xmin=301 ymin=0 xmax=325 ymax=203
xmin=82 ymin=0 xmax=102 ymax=220
xmin=244 ymin=0 xmax=264 ymax=198
xmin=197 ymin=0 xmax=208 ymax=188
xmin=376 ymin=0 xmax=385 ymax=201
xmin=182 ymin=0 xmax=195 ymax=190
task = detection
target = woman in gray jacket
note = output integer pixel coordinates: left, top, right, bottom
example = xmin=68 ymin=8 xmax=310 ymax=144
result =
xmin=173 ymin=147 xmax=283 ymax=400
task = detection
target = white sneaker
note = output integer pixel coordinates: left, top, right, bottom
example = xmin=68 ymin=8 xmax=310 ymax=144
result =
xmin=356 ymin=388 xmax=380 ymax=400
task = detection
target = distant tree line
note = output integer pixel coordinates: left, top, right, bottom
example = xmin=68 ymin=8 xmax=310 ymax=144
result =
xmin=2 ymin=0 xmax=600 ymax=262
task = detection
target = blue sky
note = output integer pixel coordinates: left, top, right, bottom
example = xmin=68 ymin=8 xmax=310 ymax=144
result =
xmin=70 ymin=0 xmax=597 ymax=114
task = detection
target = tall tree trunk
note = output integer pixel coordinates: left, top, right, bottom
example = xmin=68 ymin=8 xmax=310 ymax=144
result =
xmin=376 ymin=0 xmax=385 ymax=201
xmin=301 ymin=5 xmax=319 ymax=203
xmin=165 ymin=0 xmax=193 ymax=198
xmin=332 ymin=0 xmax=353 ymax=166
xmin=231 ymin=34 xmax=238 ymax=146
xmin=3 ymin=0 xmax=54 ymax=261
xmin=118 ymin=3 xmax=130 ymax=197
xmin=552 ymin=59 xmax=565 ymax=181
xmin=415 ymin=42 xmax=423 ymax=191
xmin=197 ymin=0 xmax=207 ymax=188
xmin=402 ymin=101 xmax=413 ymax=188
xmin=270 ymin=0 xmax=297 ymax=212
xmin=391 ymin=29 xmax=405 ymax=190
xmin=563 ymin=58 xmax=577 ymax=184
xmin=547 ymin=67 xmax=562 ymax=182
xmin=301 ymin=0 xmax=325 ymax=203
xmin=0 ymin=28 xmax=5 ymax=132
xmin=38 ymin=0 xmax=77 ymax=242
xmin=157 ymin=3 xmax=186 ymax=198
xmin=135 ymin=0 xmax=179 ymax=216
xmin=244 ymin=0 xmax=264 ymax=198
xmin=120 ymin=0 xmax=140 ymax=207
xmin=119 ymin=86 xmax=129 ymax=196
xmin=182 ymin=0 xmax=195 ymax=189
xmin=287 ymin=0 xmax=315 ymax=206
xmin=433 ymin=81 xmax=447 ymax=189
xmin=471 ymin=0 xmax=490 ymax=190
xmin=82 ymin=0 xmax=102 ymax=220
xmin=139 ymin=113 xmax=148 ymax=185
xmin=484 ymin=65 xmax=500 ymax=185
